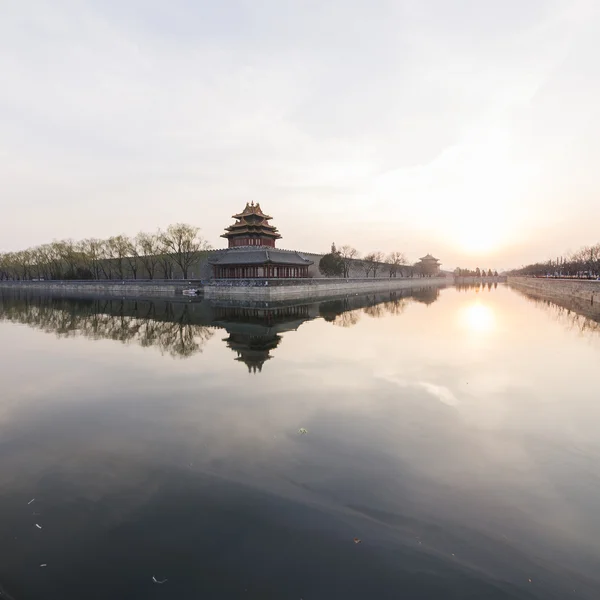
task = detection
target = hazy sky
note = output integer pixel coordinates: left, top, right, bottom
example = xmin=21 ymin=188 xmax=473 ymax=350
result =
xmin=1 ymin=0 xmax=598 ymax=270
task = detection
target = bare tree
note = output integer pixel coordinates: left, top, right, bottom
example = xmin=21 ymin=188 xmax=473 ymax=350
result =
xmin=386 ymin=251 xmax=407 ymax=278
xmin=136 ymin=232 xmax=162 ymax=279
xmin=52 ymin=239 xmax=82 ymax=278
xmin=79 ymin=239 xmax=104 ymax=280
xmin=105 ymin=235 xmax=131 ymax=279
xmin=97 ymin=240 xmax=113 ymax=280
xmin=338 ymin=245 xmax=359 ymax=278
xmin=160 ymin=223 xmax=211 ymax=279
xmin=12 ymin=249 xmax=33 ymax=280
xmin=364 ymin=251 xmax=384 ymax=278
xmin=363 ymin=255 xmax=375 ymax=278
xmin=125 ymin=237 xmax=140 ymax=280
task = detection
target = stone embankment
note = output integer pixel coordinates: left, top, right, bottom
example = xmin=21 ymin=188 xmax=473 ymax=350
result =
xmin=507 ymin=277 xmax=600 ymax=304
xmin=202 ymin=277 xmax=448 ymax=301
xmin=0 ymin=279 xmax=202 ymax=298
xmin=0 ymin=277 xmax=449 ymax=301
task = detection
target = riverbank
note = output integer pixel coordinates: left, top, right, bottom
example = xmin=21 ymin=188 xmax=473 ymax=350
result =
xmin=507 ymin=277 xmax=600 ymax=305
xmin=202 ymin=277 xmax=449 ymax=300
xmin=0 ymin=279 xmax=202 ymax=299
xmin=0 ymin=277 xmax=449 ymax=301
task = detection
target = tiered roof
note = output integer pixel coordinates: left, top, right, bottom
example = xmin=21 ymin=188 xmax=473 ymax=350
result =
xmin=210 ymin=249 xmax=313 ymax=266
xmin=221 ymin=201 xmax=281 ymax=243
xmin=419 ymin=254 xmax=440 ymax=263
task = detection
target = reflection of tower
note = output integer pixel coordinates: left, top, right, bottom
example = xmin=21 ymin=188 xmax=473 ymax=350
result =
xmin=223 ymin=331 xmax=282 ymax=373
xmin=212 ymin=304 xmax=312 ymax=374
xmin=411 ymin=287 xmax=440 ymax=305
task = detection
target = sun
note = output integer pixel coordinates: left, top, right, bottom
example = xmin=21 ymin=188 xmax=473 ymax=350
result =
xmin=456 ymin=224 xmax=501 ymax=254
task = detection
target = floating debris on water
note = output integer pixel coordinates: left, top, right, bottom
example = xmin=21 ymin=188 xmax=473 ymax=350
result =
xmin=40 ymin=564 xmax=47 ymax=568
xmin=353 ymin=538 xmax=362 ymax=544
xmin=28 ymin=499 xmax=35 ymax=505
xmin=35 ymin=524 xmax=42 ymax=529
xmin=152 ymin=577 xmax=168 ymax=584
xmin=298 ymin=428 xmax=308 ymax=435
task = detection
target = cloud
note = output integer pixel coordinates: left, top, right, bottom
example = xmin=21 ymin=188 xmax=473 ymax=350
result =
xmin=0 ymin=0 xmax=598 ymax=268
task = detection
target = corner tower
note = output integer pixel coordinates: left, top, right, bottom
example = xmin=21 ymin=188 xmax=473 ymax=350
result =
xmin=221 ymin=202 xmax=282 ymax=248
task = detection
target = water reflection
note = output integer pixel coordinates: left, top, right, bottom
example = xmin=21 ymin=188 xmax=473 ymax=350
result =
xmin=461 ymin=302 xmax=496 ymax=334
xmin=455 ymin=281 xmax=499 ymax=292
xmin=511 ymin=287 xmax=600 ymax=337
xmin=0 ymin=286 xmax=445 ymax=371
xmin=2 ymin=283 xmax=600 ymax=599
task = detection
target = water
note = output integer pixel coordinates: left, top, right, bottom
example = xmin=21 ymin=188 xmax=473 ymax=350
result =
xmin=1 ymin=283 xmax=600 ymax=599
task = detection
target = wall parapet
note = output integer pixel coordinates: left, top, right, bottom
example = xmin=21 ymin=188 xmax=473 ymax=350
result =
xmin=507 ymin=276 xmax=600 ymax=304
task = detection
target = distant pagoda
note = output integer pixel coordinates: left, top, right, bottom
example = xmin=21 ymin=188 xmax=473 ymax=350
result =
xmin=416 ymin=254 xmax=441 ymax=277
xmin=221 ymin=201 xmax=282 ymax=248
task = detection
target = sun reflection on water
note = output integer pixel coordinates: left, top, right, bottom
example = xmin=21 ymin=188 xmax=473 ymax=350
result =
xmin=462 ymin=302 xmax=495 ymax=333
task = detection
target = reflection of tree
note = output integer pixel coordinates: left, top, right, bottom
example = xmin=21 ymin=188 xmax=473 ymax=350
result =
xmin=319 ymin=299 xmax=351 ymax=322
xmin=513 ymin=289 xmax=600 ymax=338
xmin=363 ymin=296 xmax=385 ymax=319
xmin=332 ymin=310 xmax=362 ymax=328
xmin=455 ymin=282 xmax=504 ymax=293
xmin=0 ymin=294 xmax=214 ymax=359
xmin=318 ymin=288 xmax=437 ymax=326
xmin=383 ymin=297 xmax=408 ymax=316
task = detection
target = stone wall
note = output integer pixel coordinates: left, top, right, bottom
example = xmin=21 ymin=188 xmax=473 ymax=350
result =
xmin=507 ymin=277 xmax=600 ymax=304
xmin=3 ymin=248 xmax=420 ymax=281
xmin=0 ymin=276 xmax=449 ymax=301
xmin=203 ymin=277 xmax=449 ymax=301
xmin=0 ymin=279 xmax=202 ymax=299
xmin=202 ymin=249 xmax=397 ymax=279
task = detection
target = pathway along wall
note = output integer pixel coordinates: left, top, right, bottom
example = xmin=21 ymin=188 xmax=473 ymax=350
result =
xmin=0 ymin=277 xmax=449 ymax=301
xmin=507 ymin=277 xmax=600 ymax=305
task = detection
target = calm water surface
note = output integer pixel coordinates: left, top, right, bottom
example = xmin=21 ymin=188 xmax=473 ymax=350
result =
xmin=1 ymin=284 xmax=600 ymax=599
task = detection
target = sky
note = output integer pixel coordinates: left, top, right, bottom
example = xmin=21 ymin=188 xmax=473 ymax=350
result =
xmin=1 ymin=0 xmax=599 ymax=271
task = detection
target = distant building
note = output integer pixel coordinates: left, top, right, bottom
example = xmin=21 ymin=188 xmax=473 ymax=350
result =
xmin=209 ymin=202 xmax=313 ymax=278
xmin=416 ymin=254 xmax=441 ymax=277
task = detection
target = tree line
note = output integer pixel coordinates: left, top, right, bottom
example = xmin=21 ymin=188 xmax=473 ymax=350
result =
xmin=454 ymin=267 xmax=499 ymax=277
xmin=318 ymin=245 xmax=419 ymax=278
xmin=0 ymin=223 xmax=211 ymax=281
xmin=509 ymin=243 xmax=600 ymax=279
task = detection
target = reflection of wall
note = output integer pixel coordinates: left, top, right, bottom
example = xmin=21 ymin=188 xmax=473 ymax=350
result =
xmin=511 ymin=287 xmax=600 ymax=336
xmin=318 ymin=288 xmax=434 ymax=327
xmin=0 ymin=287 xmax=445 ymax=368
xmin=508 ymin=277 xmax=600 ymax=305
xmin=0 ymin=292 xmax=215 ymax=359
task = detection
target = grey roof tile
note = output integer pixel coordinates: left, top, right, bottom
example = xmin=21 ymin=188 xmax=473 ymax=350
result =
xmin=209 ymin=248 xmax=314 ymax=266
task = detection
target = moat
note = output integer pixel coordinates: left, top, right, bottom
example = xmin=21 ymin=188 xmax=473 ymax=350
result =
xmin=1 ymin=283 xmax=600 ymax=599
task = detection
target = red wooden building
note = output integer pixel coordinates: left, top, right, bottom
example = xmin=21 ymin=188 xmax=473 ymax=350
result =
xmin=210 ymin=202 xmax=313 ymax=279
